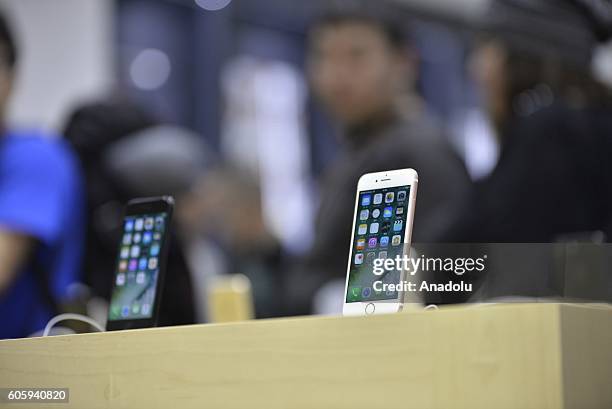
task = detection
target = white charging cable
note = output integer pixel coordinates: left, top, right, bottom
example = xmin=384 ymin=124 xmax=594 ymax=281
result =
xmin=42 ymin=313 xmax=105 ymax=337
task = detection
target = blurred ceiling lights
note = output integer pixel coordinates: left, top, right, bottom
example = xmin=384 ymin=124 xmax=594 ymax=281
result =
xmin=129 ymin=48 xmax=171 ymax=91
xmin=194 ymin=0 xmax=232 ymax=11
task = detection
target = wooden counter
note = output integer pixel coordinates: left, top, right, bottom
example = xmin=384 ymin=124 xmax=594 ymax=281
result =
xmin=1 ymin=303 xmax=611 ymax=408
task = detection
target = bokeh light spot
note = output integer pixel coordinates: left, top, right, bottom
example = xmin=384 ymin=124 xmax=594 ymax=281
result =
xmin=194 ymin=0 xmax=232 ymax=11
xmin=129 ymin=48 xmax=171 ymax=91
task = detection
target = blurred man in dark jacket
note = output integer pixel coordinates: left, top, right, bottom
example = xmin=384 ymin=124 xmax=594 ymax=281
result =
xmin=287 ymin=6 xmax=471 ymax=314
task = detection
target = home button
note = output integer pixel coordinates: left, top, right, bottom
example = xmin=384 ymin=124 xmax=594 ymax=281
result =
xmin=365 ymin=303 xmax=375 ymax=315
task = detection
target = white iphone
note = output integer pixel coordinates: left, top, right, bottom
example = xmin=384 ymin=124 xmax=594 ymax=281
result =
xmin=343 ymin=168 xmax=418 ymax=315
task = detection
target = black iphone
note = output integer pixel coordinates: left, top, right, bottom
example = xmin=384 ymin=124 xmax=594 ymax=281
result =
xmin=106 ymin=196 xmax=174 ymax=331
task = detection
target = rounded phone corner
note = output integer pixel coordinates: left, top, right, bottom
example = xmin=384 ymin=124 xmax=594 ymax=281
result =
xmin=405 ymin=168 xmax=418 ymax=179
xmin=356 ymin=173 xmax=370 ymax=188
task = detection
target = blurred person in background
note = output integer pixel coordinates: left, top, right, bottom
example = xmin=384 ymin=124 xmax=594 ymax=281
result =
xmin=286 ymin=4 xmax=471 ymax=314
xmin=0 ymin=12 xmax=84 ymax=339
xmin=428 ymin=0 xmax=612 ymax=306
xmin=180 ymin=167 xmax=285 ymax=318
xmin=445 ymin=0 xmax=612 ymax=243
xmin=63 ymin=99 xmax=206 ymax=326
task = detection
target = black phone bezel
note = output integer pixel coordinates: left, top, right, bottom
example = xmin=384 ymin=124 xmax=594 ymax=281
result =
xmin=105 ymin=196 xmax=174 ymax=331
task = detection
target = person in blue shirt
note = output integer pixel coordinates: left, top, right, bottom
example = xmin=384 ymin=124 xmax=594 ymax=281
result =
xmin=0 ymin=12 xmax=84 ymax=339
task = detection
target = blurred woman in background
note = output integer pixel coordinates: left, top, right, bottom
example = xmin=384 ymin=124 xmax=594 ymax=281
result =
xmin=448 ymin=0 xmax=612 ymax=242
xmin=426 ymin=0 xmax=612 ymax=305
